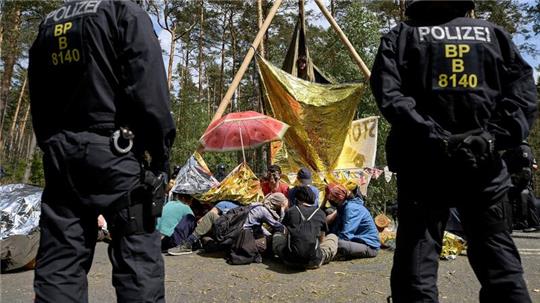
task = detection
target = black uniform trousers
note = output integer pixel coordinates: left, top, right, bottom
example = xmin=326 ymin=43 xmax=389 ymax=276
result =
xmin=508 ymin=186 xmax=540 ymax=229
xmin=33 ymin=131 xmax=165 ymax=303
xmin=391 ymin=174 xmax=531 ymax=303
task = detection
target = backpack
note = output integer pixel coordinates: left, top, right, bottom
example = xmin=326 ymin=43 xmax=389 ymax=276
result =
xmin=287 ymin=206 xmax=321 ymax=262
xmin=213 ymin=205 xmax=256 ymax=244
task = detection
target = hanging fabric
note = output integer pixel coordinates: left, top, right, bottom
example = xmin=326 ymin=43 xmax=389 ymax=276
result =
xmin=257 ymin=56 xmax=365 ymax=173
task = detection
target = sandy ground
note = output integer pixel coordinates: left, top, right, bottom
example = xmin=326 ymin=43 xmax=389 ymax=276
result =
xmin=1 ymin=232 xmax=539 ymax=303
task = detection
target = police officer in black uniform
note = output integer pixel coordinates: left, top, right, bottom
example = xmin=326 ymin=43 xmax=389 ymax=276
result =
xmin=28 ymin=0 xmax=175 ymax=302
xmin=503 ymin=141 xmax=540 ymax=232
xmin=370 ymin=1 xmax=537 ymax=302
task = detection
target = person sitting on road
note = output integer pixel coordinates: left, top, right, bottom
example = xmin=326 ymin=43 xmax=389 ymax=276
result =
xmin=157 ymin=193 xmax=196 ymax=252
xmin=227 ymin=193 xmax=288 ymax=265
xmin=167 ymin=200 xmax=241 ymax=256
xmin=239 ymin=193 xmax=288 ymax=252
xmin=288 ymin=167 xmax=320 ymax=207
xmin=273 ymin=186 xmax=338 ymax=269
xmin=324 ymin=183 xmax=380 ymax=260
xmin=261 ymin=165 xmax=289 ymax=197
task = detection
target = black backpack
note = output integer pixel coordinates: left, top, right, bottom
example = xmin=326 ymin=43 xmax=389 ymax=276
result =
xmin=287 ymin=206 xmax=320 ymax=261
xmin=213 ymin=205 xmax=257 ymax=244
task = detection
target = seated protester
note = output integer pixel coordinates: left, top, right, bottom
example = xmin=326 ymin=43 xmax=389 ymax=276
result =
xmin=211 ymin=200 xmax=241 ymax=216
xmin=273 ymin=186 xmax=338 ymax=269
xmin=244 ymin=193 xmax=288 ymax=241
xmin=288 ymin=167 xmax=320 ymax=207
xmin=190 ymin=198 xmax=214 ymax=222
xmin=157 ymin=193 xmax=196 ymax=252
xmin=324 ymin=183 xmax=380 ymax=260
xmin=228 ymin=193 xmax=288 ymax=264
xmin=261 ymin=165 xmax=289 ymax=197
xmin=167 ymin=200 xmax=240 ymax=256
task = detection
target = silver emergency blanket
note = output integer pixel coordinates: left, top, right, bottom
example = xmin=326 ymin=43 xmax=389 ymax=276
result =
xmin=172 ymin=152 xmax=219 ymax=195
xmin=0 ymin=184 xmax=42 ymax=240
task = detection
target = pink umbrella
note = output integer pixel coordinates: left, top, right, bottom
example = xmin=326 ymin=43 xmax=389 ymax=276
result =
xmin=199 ymin=111 xmax=289 ymax=160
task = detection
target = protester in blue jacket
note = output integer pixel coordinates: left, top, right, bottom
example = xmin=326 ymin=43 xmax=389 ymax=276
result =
xmin=325 ymin=183 xmax=380 ymax=259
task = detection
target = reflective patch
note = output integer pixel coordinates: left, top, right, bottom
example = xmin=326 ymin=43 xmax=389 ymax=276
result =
xmin=43 ymin=17 xmax=85 ymax=69
xmin=431 ymin=42 xmax=484 ymax=91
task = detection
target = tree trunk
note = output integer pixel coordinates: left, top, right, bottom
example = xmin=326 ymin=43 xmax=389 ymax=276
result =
xmin=8 ymin=73 xmax=27 ymax=152
xmin=229 ymin=13 xmax=238 ymax=111
xmin=0 ymin=1 xmax=4 ymax=60
xmin=205 ymin=62 xmax=212 ymax=114
xmin=22 ymin=132 xmax=37 ymax=184
xmin=16 ymin=103 xmax=30 ymax=156
xmin=218 ymin=11 xmax=228 ymax=103
xmin=257 ymin=0 xmax=265 ymax=57
xmin=198 ymin=0 xmax=204 ymax=103
xmin=166 ymin=28 xmax=177 ymax=92
xmin=0 ymin=4 xmax=22 ymax=143
xmin=183 ymin=38 xmax=191 ymax=93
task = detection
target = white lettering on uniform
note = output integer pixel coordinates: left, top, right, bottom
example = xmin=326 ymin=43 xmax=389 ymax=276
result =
xmin=474 ymin=26 xmax=486 ymax=42
xmin=45 ymin=0 xmax=102 ymax=23
xmin=431 ymin=27 xmax=445 ymax=39
xmin=445 ymin=27 xmax=458 ymax=40
xmin=419 ymin=27 xmax=430 ymax=41
xmin=417 ymin=26 xmax=492 ymax=43
xmin=462 ymin=27 xmax=474 ymax=40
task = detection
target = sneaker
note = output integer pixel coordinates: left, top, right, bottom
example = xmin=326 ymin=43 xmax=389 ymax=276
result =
xmin=167 ymin=242 xmax=193 ymax=256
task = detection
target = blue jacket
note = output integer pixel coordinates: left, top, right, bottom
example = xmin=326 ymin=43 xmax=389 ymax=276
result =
xmin=332 ymin=196 xmax=380 ymax=250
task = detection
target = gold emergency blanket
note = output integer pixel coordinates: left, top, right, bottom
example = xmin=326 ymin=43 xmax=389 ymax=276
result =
xmin=197 ymin=162 xmax=264 ymax=205
xmin=257 ymin=56 xmax=365 ymax=172
xmin=441 ymin=231 xmax=467 ymax=260
xmin=378 ymin=230 xmax=467 ymax=260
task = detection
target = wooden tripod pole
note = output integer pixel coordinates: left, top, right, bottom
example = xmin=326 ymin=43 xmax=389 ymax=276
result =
xmin=210 ymin=0 xmax=283 ymax=124
xmin=314 ymin=0 xmax=371 ymax=79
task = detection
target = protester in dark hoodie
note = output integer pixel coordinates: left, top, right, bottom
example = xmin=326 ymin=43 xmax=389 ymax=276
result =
xmin=288 ymin=167 xmax=320 ymax=207
xmin=273 ymin=186 xmax=337 ymax=269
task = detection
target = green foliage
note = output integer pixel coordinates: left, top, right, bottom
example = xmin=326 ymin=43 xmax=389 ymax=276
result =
xmin=30 ymin=150 xmax=44 ymax=187
xmin=3 ymin=0 xmax=539 ymax=205
xmin=0 ymin=158 xmax=26 ymax=185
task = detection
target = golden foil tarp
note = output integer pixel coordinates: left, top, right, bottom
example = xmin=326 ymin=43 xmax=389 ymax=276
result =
xmin=441 ymin=231 xmax=467 ymax=260
xmin=172 ymin=152 xmax=219 ymax=195
xmin=197 ymin=162 xmax=264 ymax=205
xmin=378 ymin=229 xmax=466 ymax=260
xmin=257 ymin=56 xmax=365 ymax=173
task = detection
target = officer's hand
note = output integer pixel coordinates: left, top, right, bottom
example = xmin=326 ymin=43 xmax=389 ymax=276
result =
xmin=447 ymin=131 xmax=494 ymax=170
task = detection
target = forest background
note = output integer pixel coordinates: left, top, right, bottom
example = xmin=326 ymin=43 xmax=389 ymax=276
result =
xmin=1 ymin=0 xmax=540 ymax=212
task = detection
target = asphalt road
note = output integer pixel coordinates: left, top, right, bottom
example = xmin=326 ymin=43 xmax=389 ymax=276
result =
xmin=2 ymin=232 xmax=539 ymax=303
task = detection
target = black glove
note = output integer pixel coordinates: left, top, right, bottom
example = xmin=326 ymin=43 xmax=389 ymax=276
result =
xmin=447 ymin=130 xmax=494 ymax=170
